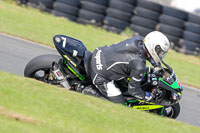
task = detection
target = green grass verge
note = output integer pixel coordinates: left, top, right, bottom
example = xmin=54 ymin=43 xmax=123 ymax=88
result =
xmin=0 ymin=0 xmax=127 ymax=51
xmin=0 ymin=71 xmax=199 ymax=133
xmin=0 ymin=0 xmax=200 ymax=89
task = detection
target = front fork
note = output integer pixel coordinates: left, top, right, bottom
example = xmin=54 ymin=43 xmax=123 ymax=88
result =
xmin=51 ymin=62 xmax=71 ymax=89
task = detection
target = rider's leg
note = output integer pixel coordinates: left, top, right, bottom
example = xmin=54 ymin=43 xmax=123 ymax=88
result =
xmin=106 ymin=81 xmax=124 ymax=104
xmin=107 ymin=95 xmax=124 ymax=104
xmin=92 ymin=74 xmax=125 ymax=104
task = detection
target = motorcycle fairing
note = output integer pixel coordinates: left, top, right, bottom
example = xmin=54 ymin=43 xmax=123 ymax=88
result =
xmin=53 ymin=34 xmax=87 ymax=67
xmin=126 ymin=99 xmax=164 ymax=111
xmin=158 ymin=78 xmax=182 ymax=103
xmin=133 ymin=105 xmax=163 ymax=111
xmin=159 ymin=78 xmax=183 ymax=91
xmin=53 ymin=35 xmax=87 ymax=81
xmin=53 ymin=35 xmax=87 ymax=57
xmin=63 ymin=60 xmax=85 ymax=81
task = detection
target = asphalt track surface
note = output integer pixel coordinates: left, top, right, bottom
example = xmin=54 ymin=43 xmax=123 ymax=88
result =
xmin=0 ymin=33 xmax=200 ymax=127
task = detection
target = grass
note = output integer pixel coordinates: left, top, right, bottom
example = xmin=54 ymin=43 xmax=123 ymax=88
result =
xmin=0 ymin=0 xmax=200 ymax=89
xmin=0 ymin=0 xmax=126 ymax=51
xmin=0 ymin=70 xmax=200 ymax=133
xmin=165 ymin=51 xmax=200 ymax=88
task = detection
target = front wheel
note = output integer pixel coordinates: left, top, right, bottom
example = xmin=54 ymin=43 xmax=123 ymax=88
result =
xmin=163 ymin=103 xmax=180 ymax=119
xmin=24 ymin=54 xmax=61 ymax=84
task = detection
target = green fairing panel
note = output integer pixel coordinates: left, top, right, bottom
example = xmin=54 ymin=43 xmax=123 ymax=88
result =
xmin=133 ymin=105 xmax=163 ymax=111
xmin=159 ymin=78 xmax=180 ymax=89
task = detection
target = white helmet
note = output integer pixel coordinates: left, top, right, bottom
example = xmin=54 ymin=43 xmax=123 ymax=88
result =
xmin=144 ymin=31 xmax=170 ymax=66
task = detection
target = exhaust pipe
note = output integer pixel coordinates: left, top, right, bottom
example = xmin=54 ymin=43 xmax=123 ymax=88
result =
xmin=51 ymin=62 xmax=71 ymax=89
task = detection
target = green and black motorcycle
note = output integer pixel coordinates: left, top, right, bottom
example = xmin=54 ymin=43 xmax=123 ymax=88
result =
xmin=24 ymin=35 xmax=183 ymax=119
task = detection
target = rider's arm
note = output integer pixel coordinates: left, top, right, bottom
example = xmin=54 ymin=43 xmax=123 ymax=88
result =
xmin=128 ymin=59 xmax=146 ymax=99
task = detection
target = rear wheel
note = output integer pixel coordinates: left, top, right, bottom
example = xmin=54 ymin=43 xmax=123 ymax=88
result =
xmin=24 ymin=54 xmax=61 ymax=84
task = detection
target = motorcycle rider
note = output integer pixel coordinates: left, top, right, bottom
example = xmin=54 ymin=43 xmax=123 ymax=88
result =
xmin=87 ymin=31 xmax=170 ymax=104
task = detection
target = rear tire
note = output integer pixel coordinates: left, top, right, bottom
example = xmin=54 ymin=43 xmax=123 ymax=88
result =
xmin=24 ymin=54 xmax=61 ymax=80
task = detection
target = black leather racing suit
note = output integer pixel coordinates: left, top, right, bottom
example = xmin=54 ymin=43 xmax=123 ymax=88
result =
xmin=89 ymin=36 xmax=147 ymax=104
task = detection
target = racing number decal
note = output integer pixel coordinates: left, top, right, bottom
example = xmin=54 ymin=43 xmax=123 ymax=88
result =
xmin=61 ymin=37 xmax=67 ymax=48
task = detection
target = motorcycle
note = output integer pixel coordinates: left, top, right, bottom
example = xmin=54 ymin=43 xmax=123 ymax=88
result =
xmin=24 ymin=35 xmax=183 ymax=119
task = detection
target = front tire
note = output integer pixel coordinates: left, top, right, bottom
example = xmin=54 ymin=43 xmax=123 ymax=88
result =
xmin=164 ymin=103 xmax=180 ymax=119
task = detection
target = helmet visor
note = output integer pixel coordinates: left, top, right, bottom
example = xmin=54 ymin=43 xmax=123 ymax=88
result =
xmin=155 ymin=45 xmax=167 ymax=59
